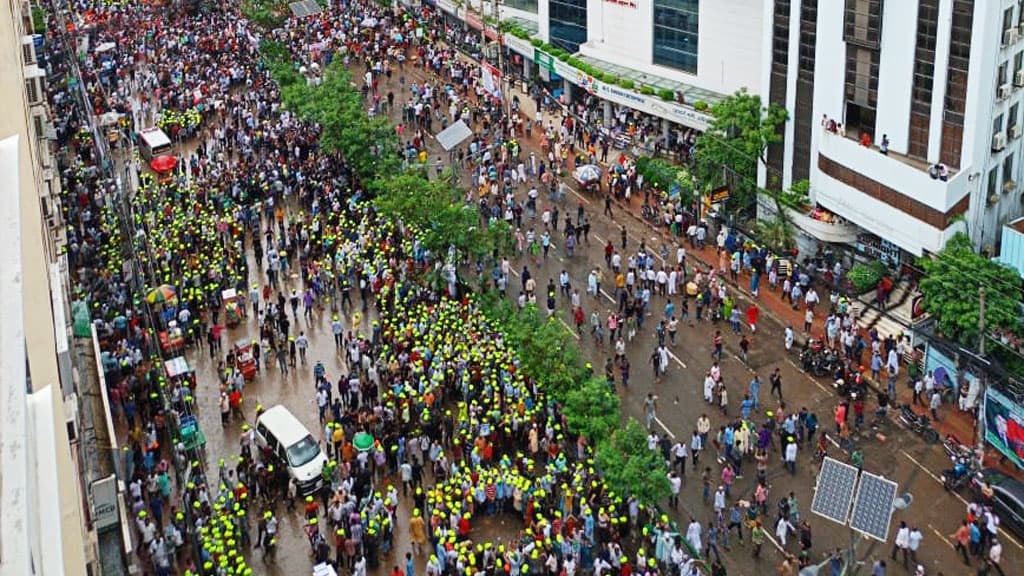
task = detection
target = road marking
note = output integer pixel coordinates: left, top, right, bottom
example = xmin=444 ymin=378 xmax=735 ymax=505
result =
xmin=665 ymin=348 xmax=687 ymax=369
xmin=556 ymin=317 xmax=580 ymax=340
xmin=593 ymin=233 xmax=605 ymax=245
xmin=785 ymin=358 xmax=831 ymax=394
xmin=928 ymin=525 xmax=955 ymax=549
xmin=899 ymin=450 xmax=946 ymax=485
xmin=566 ymin=184 xmax=591 ymax=205
xmin=509 ymin=268 xmax=520 ymax=277
xmin=599 ymin=289 xmax=616 ymax=303
xmin=652 ymin=415 xmax=676 ymax=439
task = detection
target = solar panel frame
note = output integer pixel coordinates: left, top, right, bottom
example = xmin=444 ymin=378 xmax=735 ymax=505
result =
xmin=849 ymin=472 xmax=898 ymax=542
xmin=810 ymin=457 xmax=859 ymax=526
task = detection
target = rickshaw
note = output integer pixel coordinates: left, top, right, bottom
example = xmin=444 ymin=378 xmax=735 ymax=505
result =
xmin=159 ymin=320 xmax=186 ymax=353
xmin=233 ymin=338 xmax=257 ymax=380
xmin=222 ymin=288 xmax=242 ymax=327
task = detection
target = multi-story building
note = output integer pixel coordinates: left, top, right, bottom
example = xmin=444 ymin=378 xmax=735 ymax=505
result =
xmin=768 ymin=0 xmax=1024 ymax=260
xmin=0 ymin=0 xmax=107 ymax=574
xmin=433 ymin=0 xmax=771 ymax=134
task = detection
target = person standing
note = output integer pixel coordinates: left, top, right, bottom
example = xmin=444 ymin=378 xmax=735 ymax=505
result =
xmin=907 ymin=526 xmax=923 ymax=566
xmin=891 ymin=521 xmax=910 ymax=568
xmin=989 ymin=538 xmax=1005 ymax=575
xmin=770 ymin=368 xmax=783 ymax=401
xmin=949 ymin=520 xmax=971 ymax=565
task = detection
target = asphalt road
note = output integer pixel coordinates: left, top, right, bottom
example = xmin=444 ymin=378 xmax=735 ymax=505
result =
xmin=155 ymin=56 xmax=1024 ymax=576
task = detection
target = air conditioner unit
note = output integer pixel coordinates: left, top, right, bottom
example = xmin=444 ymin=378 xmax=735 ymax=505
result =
xmin=1012 ymin=124 xmax=1022 ymax=139
xmin=1004 ymin=180 xmax=1018 ymax=193
xmin=23 ymin=66 xmax=44 ymax=105
xmin=1004 ymin=28 xmax=1018 ymax=46
xmin=999 ymin=83 xmax=1012 ymax=100
xmin=21 ymin=35 xmax=36 ymax=65
xmin=1016 ymin=69 xmax=1024 ymax=87
xmin=65 ymin=392 xmax=80 ymax=443
xmin=993 ymin=131 xmax=1008 ymax=151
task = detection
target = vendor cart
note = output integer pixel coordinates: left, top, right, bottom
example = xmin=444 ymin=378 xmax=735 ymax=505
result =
xmin=177 ymin=413 xmax=207 ymax=455
xmin=233 ymin=338 xmax=257 ymax=380
xmin=222 ymin=288 xmax=242 ymax=327
xmin=164 ymin=356 xmax=196 ymax=390
xmin=159 ymin=320 xmax=186 ymax=354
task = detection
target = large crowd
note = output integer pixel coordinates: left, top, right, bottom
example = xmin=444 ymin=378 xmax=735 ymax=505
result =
xmin=47 ymin=0 xmax=1018 ymax=576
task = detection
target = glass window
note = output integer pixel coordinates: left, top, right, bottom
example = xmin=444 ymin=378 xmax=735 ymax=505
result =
xmin=988 ymin=167 xmax=999 ymax=197
xmin=504 ymin=0 xmax=538 ymax=13
xmin=1004 ymin=153 xmax=1015 ymax=185
xmin=653 ymin=0 xmax=699 ymax=74
xmin=1005 ymin=7 xmax=1015 ymax=35
xmin=994 ymin=114 xmax=1004 ymax=137
xmin=1010 ymin=103 xmax=1019 ymax=128
xmin=549 ymin=0 xmax=587 ymax=53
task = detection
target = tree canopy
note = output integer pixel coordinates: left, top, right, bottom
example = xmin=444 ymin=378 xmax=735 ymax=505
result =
xmin=562 ymin=378 xmax=620 ymax=443
xmin=595 ymin=419 xmax=671 ymax=506
xmin=918 ymin=232 xmax=1022 ymax=348
xmin=694 ymin=88 xmax=788 ymax=214
xmin=264 ymin=41 xmax=399 ymax=181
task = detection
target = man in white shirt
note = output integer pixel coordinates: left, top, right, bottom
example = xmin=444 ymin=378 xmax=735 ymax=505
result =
xmin=989 ymin=538 xmax=1004 ymax=575
xmin=907 ymin=526 xmax=923 ymax=566
xmin=784 ymin=439 xmax=798 ymax=474
xmin=891 ymin=521 xmax=910 ymax=568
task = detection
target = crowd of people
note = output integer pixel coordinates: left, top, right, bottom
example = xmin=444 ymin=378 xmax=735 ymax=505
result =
xmin=47 ymin=0 xmax=1019 ymax=575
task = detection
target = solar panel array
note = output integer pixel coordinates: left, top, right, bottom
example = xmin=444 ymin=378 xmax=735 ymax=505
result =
xmin=289 ymin=0 xmax=323 ymax=18
xmin=810 ymin=457 xmax=859 ymax=526
xmin=850 ymin=473 xmax=899 ymax=542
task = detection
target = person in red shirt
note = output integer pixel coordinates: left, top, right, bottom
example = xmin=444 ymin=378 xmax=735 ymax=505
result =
xmin=949 ymin=520 xmax=971 ymax=564
xmin=390 ymin=566 xmax=405 ymax=576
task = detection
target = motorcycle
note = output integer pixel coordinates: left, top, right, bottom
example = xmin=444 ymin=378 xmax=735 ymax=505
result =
xmin=943 ymin=433 xmax=974 ymax=462
xmin=942 ymin=455 xmax=975 ymax=491
xmin=897 ymin=404 xmax=940 ymax=444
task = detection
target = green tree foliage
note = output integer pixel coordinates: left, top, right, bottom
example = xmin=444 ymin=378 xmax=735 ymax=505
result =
xmin=596 ymin=419 xmax=671 ymax=506
xmin=485 ymin=301 xmax=588 ymax=401
xmin=694 ymin=89 xmax=788 ymax=214
xmin=754 ymin=179 xmax=809 ymax=252
xmin=371 ymin=173 xmax=511 ymax=261
xmin=263 ymin=42 xmax=398 ymax=181
xmin=918 ymin=232 xmax=1022 ymax=347
xmin=563 ymin=378 xmax=620 ymax=443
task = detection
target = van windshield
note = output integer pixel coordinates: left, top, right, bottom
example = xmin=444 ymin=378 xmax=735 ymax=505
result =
xmin=286 ymin=434 xmax=321 ymax=468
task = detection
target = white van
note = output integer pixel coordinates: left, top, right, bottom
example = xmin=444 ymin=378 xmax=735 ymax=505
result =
xmin=255 ymin=405 xmax=327 ymax=495
xmin=138 ymin=127 xmax=172 ymax=161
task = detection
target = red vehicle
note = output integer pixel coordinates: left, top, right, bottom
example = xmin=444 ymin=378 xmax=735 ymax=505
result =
xmin=234 ymin=338 xmax=257 ymax=380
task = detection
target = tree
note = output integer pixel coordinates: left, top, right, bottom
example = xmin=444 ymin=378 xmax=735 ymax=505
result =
xmin=563 ymin=378 xmax=620 ymax=443
xmin=485 ymin=300 xmax=588 ymax=401
xmin=595 ymin=419 xmax=671 ymax=506
xmin=918 ymin=232 xmax=1022 ymax=348
xmin=371 ymin=173 xmax=511 ymax=262
xmin=693 ymin=89 xmax=788 ymax=215
xmin=264 ymin=44 xmax=398 ymax=181
xmin=754 ymin=179 xmax=809 ymax=252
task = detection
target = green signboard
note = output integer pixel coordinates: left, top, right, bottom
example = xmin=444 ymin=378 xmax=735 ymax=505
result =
xmin=534 ymin=49 xmax=555 ymax=73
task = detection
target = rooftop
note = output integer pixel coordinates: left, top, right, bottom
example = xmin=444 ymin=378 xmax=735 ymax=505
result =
xmin=576 ymin=54 xmax=726 ymax=107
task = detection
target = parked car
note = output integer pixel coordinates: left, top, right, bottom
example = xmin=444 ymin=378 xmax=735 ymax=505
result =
xmin=970 ymin=468 xmax=1024 ymax=539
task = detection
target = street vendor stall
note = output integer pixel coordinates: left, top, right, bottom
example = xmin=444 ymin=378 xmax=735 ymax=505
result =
xmin=222 ymin=288 xmax=242 ymax=326
xmin=159 ymin=320 xmax=186 ymax=353
xmin=164 ymin=356 xmax=196 ymax=390
xmin=572 ymin=164 xmax=602 ymax=194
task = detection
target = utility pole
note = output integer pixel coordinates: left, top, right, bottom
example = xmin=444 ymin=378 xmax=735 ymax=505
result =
xmin=976 ymin=285 xmax=987 ymax=461
xmin=492 ymin=0 xmax=511 ymax=117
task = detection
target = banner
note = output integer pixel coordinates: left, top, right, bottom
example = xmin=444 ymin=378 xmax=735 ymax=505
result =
xmin=984 ymin=387 xmax=1024 ymax=469
xmin=481 ymin=61 xmax=502 ymax=100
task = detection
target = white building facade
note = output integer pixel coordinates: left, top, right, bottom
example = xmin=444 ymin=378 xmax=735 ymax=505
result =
xmin=767 ymin=0 xmax=1024 ymax=258
xmin=433 ymin=0 xmax=771 ymax=132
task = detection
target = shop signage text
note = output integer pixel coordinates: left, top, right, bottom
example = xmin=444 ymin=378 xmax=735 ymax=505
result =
xmin=604 ymin=0 xmax=638 ymax=7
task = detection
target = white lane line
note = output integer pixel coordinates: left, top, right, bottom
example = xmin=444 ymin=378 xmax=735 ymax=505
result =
xmin=599 ymin=289 xmax=616 ymax=303
xmin=900 ymin=450 xmax=946 ymax=485
xmin=653 ymin=416 xmax=676 ymax=439
xmin=566 ymin=184 xmax=591 ymax=205
xmin=593 ymin=233 xmax=605 ymax=245
xmin=785 ymin=358 xmax=831 ymax=394
xmin=928 ymin=525 xmax=955 ymax=549
xmin=557 ymin=317 xmax=580 ymax=340
xmin=899 ymin=449 xmax=1023 ymax=549
xmin=509 ymin=268 xmax=520 ymax=277
xmin=666 ymin=348 xmax=687 ymax=369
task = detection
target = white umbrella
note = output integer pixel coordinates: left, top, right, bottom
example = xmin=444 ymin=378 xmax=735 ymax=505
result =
xmin=94 ymin=41 xmax=116 ymax=53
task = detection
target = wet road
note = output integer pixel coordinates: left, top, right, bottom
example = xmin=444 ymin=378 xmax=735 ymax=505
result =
xmin=135 ymin=57 xmax=1024 ymax=576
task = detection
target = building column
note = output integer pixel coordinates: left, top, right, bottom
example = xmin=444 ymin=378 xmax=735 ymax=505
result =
xmin=523 ymin=58 xmax=531 ymax=81
xmin=662 ymin=118 xmax=670 ymax=143
xmin=562 ymin=78 xmax=572 ymax=103
xmin=602 ymin=100 xmax=612 ymax=126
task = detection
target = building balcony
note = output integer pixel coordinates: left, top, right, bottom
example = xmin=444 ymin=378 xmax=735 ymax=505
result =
xmin=816 ymin=128 xmax=971 ymax=229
